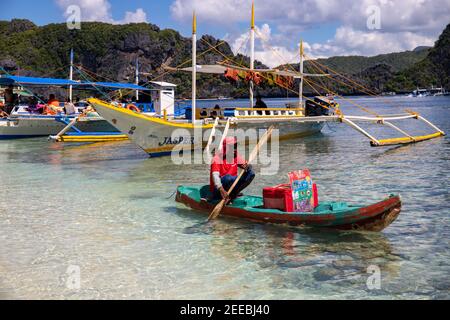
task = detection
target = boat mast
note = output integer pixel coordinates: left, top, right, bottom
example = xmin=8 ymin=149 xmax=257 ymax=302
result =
xmin=135 ymin=57 xmax=139 ymax=101
xmin=69 ymin=48 xmax=74 ymax=102
xmin=249 ymin=0 xmax=255 ymax=108
xmin=192 ymin=11 xmax=197 ymax=123
xmin=299 ymin=40 xmax=304 ymax=107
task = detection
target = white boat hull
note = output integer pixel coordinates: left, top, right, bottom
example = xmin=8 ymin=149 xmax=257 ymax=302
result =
xmin=89 ymin=99 xmax=327 ymax=157
xmin=0 ymin=116 xmax=118 ymax=139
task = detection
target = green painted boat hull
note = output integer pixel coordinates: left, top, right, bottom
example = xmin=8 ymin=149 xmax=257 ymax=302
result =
xmin=175 ymin=185 xmax=402 ymax=231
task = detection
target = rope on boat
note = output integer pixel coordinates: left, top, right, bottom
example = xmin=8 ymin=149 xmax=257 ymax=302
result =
xmin=0 ymin=67 xmax=49 ymax=106
xmin=305 ymin=56 xmax=416 ymax=113
xmin=82 ymin=39 xmax=230 ymax=100
xmin=199 ymin=37 xmax=324 ymax=108
xmin=248 ymin=30 xmax=386 ymax=117
xmin=74 ymin=66 xmax=111 ymax=100
xmin=160 ymin=36 xmax=446 ymax=147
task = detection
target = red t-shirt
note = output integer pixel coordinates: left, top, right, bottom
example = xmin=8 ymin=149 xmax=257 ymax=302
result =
xmin=210 ymin=154 xmax=244 ymax=191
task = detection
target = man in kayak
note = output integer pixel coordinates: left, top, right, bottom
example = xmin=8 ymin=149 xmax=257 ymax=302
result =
xmin=210 ymin=137 xmax=255 ymax=202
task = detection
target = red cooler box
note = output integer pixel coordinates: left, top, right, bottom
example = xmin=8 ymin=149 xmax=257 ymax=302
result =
xmin=263 ymin=184 xmax=294 ymax=212
xmin=263 ymin=183 xmax=319 ymax=212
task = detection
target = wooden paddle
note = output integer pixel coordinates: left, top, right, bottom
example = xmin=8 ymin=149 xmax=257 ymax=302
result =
xmin=217 ymin=118 xmax=231 ymax=153
xmin=207 ymin=125 xmax=274 ymax=221
xmin=204 ymin=117 xmax=219 ymax=156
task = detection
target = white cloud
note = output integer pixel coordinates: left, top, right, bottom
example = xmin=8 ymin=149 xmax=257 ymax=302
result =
xmin=171 ymin=0 xmax=449 ymax=35
xmin=309 ymin=26 xmax=436 ymax=57
xmin=170 ymin=0 xmax=450 ymax=62
xmin=120 ymin=8 xmax=147 ymax=24
xmin=227 ymin=23 xmax=300 ymax=68
xmin=56 ymin=0 xmax=148 ymax=24
xmin=171 ymin=0 xmax=250 ymax=25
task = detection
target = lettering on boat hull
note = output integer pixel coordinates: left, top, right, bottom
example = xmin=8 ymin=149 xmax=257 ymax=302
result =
xmin=158 ymin=136 xmax=196 ymax=146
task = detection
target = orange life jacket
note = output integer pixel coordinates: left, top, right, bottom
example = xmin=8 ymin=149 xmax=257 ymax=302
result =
xmin=48 ymin=99 xmax=60 ymax=107
xmin=44 ymin=106 xmax=57 ymax=115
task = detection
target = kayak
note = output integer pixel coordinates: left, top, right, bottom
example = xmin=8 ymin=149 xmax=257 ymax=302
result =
xmin=175 ymin=185 xmax=402 ymax=232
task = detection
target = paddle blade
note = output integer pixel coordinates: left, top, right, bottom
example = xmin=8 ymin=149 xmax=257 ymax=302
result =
xmin=208 ymin=199 xmax=226 ymax=221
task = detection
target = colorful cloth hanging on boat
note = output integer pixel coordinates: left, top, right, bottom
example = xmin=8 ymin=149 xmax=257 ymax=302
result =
xmin=224 ymin=68 xmax=239 ymax=82
xmin=275 ymin=75 xmax=294 ymax=89
xmin=266 ymin=73 xmax=276 ymax=86
xmin=244 ymin=71 xmax=263 ymax=85
xmin=222 ymin=68 xmax=293 ymax=88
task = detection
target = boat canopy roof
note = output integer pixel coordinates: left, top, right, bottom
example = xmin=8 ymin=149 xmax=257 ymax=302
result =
xmin=80 ymin=81 xmax=151 ymax=91
xmin=150 ymin=81 xmax=177 ymax=88
xmin=164 ymin=64 xmax=329 ymax=78
xmin=0 ymin=75 xmax=151 ymax=91
xmin=0 ymin=75 xmax=80 ymax=86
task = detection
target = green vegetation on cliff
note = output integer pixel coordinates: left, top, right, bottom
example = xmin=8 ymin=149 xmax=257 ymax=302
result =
xmin=1 ymin=19 xmax=448 ymax=97
xmin=386 ymin=23 xmax=450 ymax=91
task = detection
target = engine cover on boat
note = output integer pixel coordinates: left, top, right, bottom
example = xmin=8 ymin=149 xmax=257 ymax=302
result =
xmin=305 ymin=96 xmax=333 ymax=116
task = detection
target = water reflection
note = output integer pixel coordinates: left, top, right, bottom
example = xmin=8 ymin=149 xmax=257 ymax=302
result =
xmin=0 ymin=96 xmax=449 ymax=299
xmin=179 ymin=210 xmax=400 ymax=288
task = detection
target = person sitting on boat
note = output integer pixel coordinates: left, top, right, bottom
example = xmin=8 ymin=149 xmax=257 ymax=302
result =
xmin=81 ymin=105 xmax=99 ymax=117
xmin=46 ymin=94 xmax=63 ymax=114
xmin=25 ymin=97 xmax=40 ymax=114
xmin=111 ymin=98 xmax=121 ymax=107
xmin=210 ymin=137 xmax=255 ymax=202
xmin=47 ymin=94 xmax=60 ymax=107
xmin=35 ymin=96 xmax=46 ymax=114
xmin=0 ymin=100 xmax=8 ymax=118
xmin=211 ymin=104 xmax=221 ymax=118
xmin=255 ymin=95 xmax=268 ymax=115
xmin=63 ymin=98 xmax=77 ymax=115
xmin=4 ymin=85 xmax=17 ymax=115
xmin=0 ymin=98 xmax=7 ymax=117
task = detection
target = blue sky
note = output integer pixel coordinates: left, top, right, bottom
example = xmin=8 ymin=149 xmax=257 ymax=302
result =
xmin=0 ymin=1 xmax=171 ymax=28
xmin=1 ymin=0 xmax=449 ymax=67
xmin=0 ymin=0 xmax=335 ymax=40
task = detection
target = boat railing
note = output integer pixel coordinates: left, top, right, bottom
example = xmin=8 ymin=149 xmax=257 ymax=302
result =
xmin=136 ymin=102 xmax=154 ymax=113
xmin=233 ymin=107 xmax=304 ymax=118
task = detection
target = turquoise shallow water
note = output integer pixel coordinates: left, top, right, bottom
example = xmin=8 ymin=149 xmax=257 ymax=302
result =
xmin=0 ymin=96 xmax=449 ymax=299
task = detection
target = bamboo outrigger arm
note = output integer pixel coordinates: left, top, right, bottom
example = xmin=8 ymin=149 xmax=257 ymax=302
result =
xmin=382 ymin=121 xmax=415 ymax=140
xmin=337 ymin=112 xmax=445 ymax=147
xmin=373 ymin=113 xmax=445 ymax=146
xmin=48 ymin=116 xmax=81 ymax=142
xmin=340 ymin=117 xmax=381 ymax=146
xmin=416 ymin=114 xmax=446 ymax=135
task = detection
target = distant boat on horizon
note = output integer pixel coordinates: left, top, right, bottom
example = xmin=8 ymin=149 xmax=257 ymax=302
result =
xmin=407 ymin=86 xmax=448 ymax=97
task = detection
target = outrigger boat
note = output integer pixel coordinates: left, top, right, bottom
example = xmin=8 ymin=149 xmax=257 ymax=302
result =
xmin=87 ymin=5 xmax=336 ymax=157
xmin=176 ymin=185 xmax=402 ymax=232
xmin=0 ymin=74 xmax=149 ymax=140
xmin=87 ymin=3 xmax=445 ymax=157
xmin=0 ymin=75 xmax=117 ymax=139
